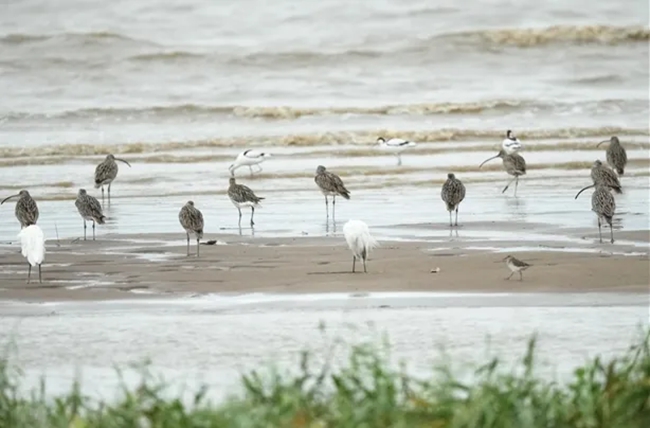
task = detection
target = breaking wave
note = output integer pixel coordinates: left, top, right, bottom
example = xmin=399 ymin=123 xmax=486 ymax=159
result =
xmin=3 ymin=99 xmax=645 ymax=122
xmin=438 ymin=25 xmax=649 ymax=48
xmin=0 ymin=127 xmax=646 ymax=159
xmin=0 ymin=31 xmax=155 ymax=47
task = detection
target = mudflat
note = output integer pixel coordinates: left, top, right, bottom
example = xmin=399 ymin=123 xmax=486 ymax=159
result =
xmin=0 ymin=227 xmax=647 ymax=302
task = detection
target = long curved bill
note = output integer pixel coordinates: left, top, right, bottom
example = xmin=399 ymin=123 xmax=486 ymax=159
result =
xmin=115 ymin=158 xmax=132 ymax=167
xmin=574 ymin=184 xmax=595 ymax=200
xmin=479 ymin=155 xmax=499 ymax=169
xmin=1 ymin=194 xmax=19 ymax=205
xmin=596 ymin=140 xmax=609 ymax=148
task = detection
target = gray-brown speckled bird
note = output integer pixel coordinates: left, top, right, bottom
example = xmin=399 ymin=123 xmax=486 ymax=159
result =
xmin=479 ymin=149 xmax=526 ymax=196
xmin=1 ymin=190 xmax=39 ymax=228
xmin=179 ymin=201 xmax=204 ymax=256
xmin=228 ymin=177 xmax=264 ymax=228
xmin=75 ymin=188 xmax=106 ymax=240
xmin=441 ymin=173 xmax=466 ymax=227
xmin=94 ymin=154 xmax=131 ymax=201
xmin=597 ymin=136 xmax=627 ymax=176
xmin=314 ymin=165 xmax=350 ymax=218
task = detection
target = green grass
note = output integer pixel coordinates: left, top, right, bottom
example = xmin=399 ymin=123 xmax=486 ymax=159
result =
xmin=0 ymin=329 xmax=649 ymax=428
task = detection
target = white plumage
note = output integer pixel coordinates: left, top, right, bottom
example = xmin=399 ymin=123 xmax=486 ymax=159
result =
xmin=17 ymin=224 xmax=45 ymax=283
xmin=502 ymin=130 xmax=523 ymax=155
xmin=228 ymin=149 xmax=271 ymax=176
xmin=343 ymin=219 xmax=379 ymax=273
xmin=376 ymin=137 xmax=417 ymax=166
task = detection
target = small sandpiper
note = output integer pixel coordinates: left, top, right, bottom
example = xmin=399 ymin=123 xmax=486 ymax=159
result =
xmin=503 ymin=255 xmax=531 ymax=281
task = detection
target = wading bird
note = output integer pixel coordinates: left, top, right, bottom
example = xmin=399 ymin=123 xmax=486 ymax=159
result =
xmin=575 ymin=183 xmax=616 ymax=244
xmin=228 ymin=150 xmax=271 ymax=176
xmin=479 ymin=149 xmax=527 ymax=196
xmin=502 ymin=130 xmax=523 ymax=155
xmin=376 ymin=137 xmax=417 ymax=166
xmin=1 ymin=190 xmax=39 ymax=228
xmin=228 ymin=177 xmax=264 ymax=227
xmin=18 ymin=224 xmax=45 ymax=284
xmin=94 ymin=154 xmax=131 ymax=201
xmin=178 ymin=201 xmax=204 ymax=256
xmin=343 ymin=219 xmax=379 ymax=273
xmin=576 ymin=160 xmax=622 ymax=196
xmin=503 ymin=255 xmax=531 ymax=281
xmin=75 ymin=189 xmax=106 ymax=240
xmin=597 ymin=136 xmax=627 ymax=176
xmin=314 ymin=165 xmax=350 ymax=218
xmin=441 ymin=173 xmax=466 ymax=227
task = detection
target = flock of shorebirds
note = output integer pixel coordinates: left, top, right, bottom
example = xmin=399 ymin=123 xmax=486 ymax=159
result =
xmin=1 ymin=131 xmax=629 ymax=283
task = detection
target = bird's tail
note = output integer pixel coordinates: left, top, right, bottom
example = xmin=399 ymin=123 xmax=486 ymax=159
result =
xmin=340 ymin=190 xmax=351 ymax=200
xmin=406 ymin=141 xmax=417 ymax=147
xmin=97 ymin=215 xmax=107 ymax=225
xmin=94 ymin=181 xmax=101 ymax=188
xmin=616 ymin=168 xmax=624 ymax=175
xmin=613 ymin=186 xmax=623 ymax=194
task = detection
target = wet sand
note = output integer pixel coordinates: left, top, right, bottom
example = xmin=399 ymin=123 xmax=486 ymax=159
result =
xmin=0 ymin=223 xmax=647 ymax=302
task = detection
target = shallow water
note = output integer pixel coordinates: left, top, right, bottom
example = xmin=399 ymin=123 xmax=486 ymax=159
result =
xmin=1 ymin=0 xmax=649 ymax=246
xmin=0 ymin=292 xmax=647 ymax=401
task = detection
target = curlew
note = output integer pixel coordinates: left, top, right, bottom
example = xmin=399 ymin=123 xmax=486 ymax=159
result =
xmin=94 ymin=154 xmax=131 ymax=201
xmin=228 ymin=177 xmax=264 ymax=227
xmin=597 ymin=136 xmax=627 ymax=176
xmin=575 ymin=160 xmax=622 ymax=199
xmin=440 ymin=173 xmax=466 ymax=227
xmin=503 ymin=255 xmax=531 ymax=281
xmin=75 ymin=189 xmax=106 ymax=241
xmin=502 ymin=130 xmax=523 ymax=155
xmin=376 ymin=137 xmax=417 ymax=166
xmin=178 ymin=201 xmax=204 ymax=256
xmin=575 ymin=183 xmax=616 ymax=244
xmin=1 ymin=190 xmax=39 ymax=228
xmin=479 ymin=149 xmax=526 ymax=196
xmin=314 ymin=165 xmax=350 ymax=218
xmin=18 ymin=224 xmax=45 ymax=284
xmin=228 ymin=150 xmax=271 ymax=176
xmin=343 ymin=219 xmax=379 ymax=273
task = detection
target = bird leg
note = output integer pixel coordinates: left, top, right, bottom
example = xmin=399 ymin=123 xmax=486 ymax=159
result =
xmin=83 ymin=220 xmax=87 ymax=241
xmin=38 ymin=264 xmax=42 ymax=284
xmin=609 ymin=221 xmax=614 ymax=244
xmin=455 ymin=207 xmax=459 ymax=227
xmin=505 ymin=271 xmax=514 ymax=280
xmin=108 ymin=183 xmax=112 ymax=202
xmin=250 ymin=207 xmax=255 ymax=227
xmin=196 ymin=237 xmax=200 ymax=257
xmin=514 ymin=176 xmax=519 ymax=197
xmin=397 ymin=154 xmax=402 ymax=166
xmin=448 ymin=210 xmax=452 ymax=227
xmin=186 ymin=232 xmax=190 ymax=256
xmin=101 ymin=186 xmax=105 ymax=202
xmin=255 ymin=164 xmax=263 ymax=173
xmin=27 ymin=264 xmax=31 ymax=284
xmin=502 ymin=176 xmax=517 ymax=194
xmin=332 ymin=195 xmax=336 ymax=219
xmin=519 ymin=271 xmax=523 ymax=281
xmin=597 ymin=217 xmax=603 ymax=243
xmin=363 ymin=257 xmax=367 ymax=273
xmin=325 ymin=196 xmax=329 ymax=218
xmin=92 ymin=220 xmax=96 ymax=241
xmin=237 ymin=207 xmax=242 ymax=227
xmin=248 ymin=166 xmax=254 ymax=176
xmin=352 ymin=256 xmax=356 ymax=273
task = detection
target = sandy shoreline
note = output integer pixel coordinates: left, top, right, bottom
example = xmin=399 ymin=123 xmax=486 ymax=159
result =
xmin=0 ymin=223 xmax=648 ymax=302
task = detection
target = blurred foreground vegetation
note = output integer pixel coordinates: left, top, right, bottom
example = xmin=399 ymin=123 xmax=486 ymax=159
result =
xmin=0 ymin=329 xmax=649 ymax=428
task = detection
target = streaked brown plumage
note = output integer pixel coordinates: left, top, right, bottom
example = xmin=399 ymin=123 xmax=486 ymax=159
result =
xmin=1 ymin=190 xmax=39 ymax=228
xmin=314 ymin=165 xmax=350 ymax=218
xmin=228 ymin=177 xmax=264 ymax=227
xmin=591 ymin=185 xmax=616 ymax=244
xmin=75 ymin=188 xmax=106 ymax=241
xmin=503 ymin=255 xmax=531 ymax=281
xmin=479 ymin=149 xmax=526 ymax=196
xmin=590 ymin=160 xmax=622 ymax=194
xmin=441 ymin=173 xmax=466 ymax=227
xmin=597 ymin=136 xmax=627 ymax=176
xmin=178 ymin=201 xmax=204 ymax=256
xmin=94 ymin=154 xmax=131 ymax=201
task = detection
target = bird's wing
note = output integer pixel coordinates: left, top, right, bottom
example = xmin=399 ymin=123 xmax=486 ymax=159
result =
xmin=95 ymin=160 xmax=117 ymax=184
xmin=242 ymin=150 xmax=264 ymax=159
xmin=230 ymin=184 xmax=262 ymax=203
xmin=18 ymin=197 xmax=39 ymax=225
